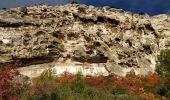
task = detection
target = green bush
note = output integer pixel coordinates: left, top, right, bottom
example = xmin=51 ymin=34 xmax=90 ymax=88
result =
xmin=40 ymin=68 xmax=56 ymax=81
xmin=83 ymin=86 xmax=114 ymax=100
xmin=49 ymin=92 xmax=60 ymax=100
xmin=83 ymin=88 xmax=96 ymax=99
xmin=156 ymin=49 xmax=170 ymax=75
xmin=156 ymin=49 xmax=170 ymax=98
xmin=56 ymin=82 xmax=74 ymax=100
xmin=71 ymin=72 xmax=85 ymax=93
xmin=112 ymin=94 xmax=144 ymax=100
xmin=112 ymin=86 xmax=128 ymax=95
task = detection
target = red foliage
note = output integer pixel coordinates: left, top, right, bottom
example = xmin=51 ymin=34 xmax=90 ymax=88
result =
xmin=59 ymin=72 xmax=74 ymax=84
xmin=84 ymin=76 xmax=106 ymax=86
xmin=110 ymin=73 xmax=161 ymax=100
xmin=125 ymin=74 xmax=144 ymax=87
xmin=111 ymin=75 xmax=129 ymax=89
xmin=146 ymin=73 xmax=161 ymax=88
xmin=0 ymin=64 xmax=163 ymax=100
xmin=0 ymin=64 xmax=20 ymax=99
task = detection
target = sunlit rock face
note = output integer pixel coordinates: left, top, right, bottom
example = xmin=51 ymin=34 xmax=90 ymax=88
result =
xmin=0 ymin=4 xmax=170 ymax=77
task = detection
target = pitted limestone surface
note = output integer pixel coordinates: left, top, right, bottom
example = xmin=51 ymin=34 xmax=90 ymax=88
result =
xmin=0 ymin=4 xmax=170 ymax=77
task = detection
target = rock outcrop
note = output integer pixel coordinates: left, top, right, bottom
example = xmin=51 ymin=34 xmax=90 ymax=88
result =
xmin=0 ymin=4 xmax=170 ymax=77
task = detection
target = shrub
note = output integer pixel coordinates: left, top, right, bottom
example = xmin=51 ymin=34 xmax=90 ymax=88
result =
xmin=156 ymin=49 xmax=170 ymax=75
xmin=156 ymin=49 xmax=170 ymax=98
xmin=112 ymin=94 xmax=144 ymax=100
xmin=49 ymin=92 xmax=60 ymax=100
xmin=56 ymin=82 xmax=74 ymax=100
xmin=83 ymin=88 xmax=96 ymax=99
xmin=71 ymin=72 xmax=85 ymax=93
xmin=112 ymin=86 xmax=128 ymax=95
xmin=146 ymin=73 xmax=161 ymax=88
xmin=156 ymin=84 xmax=168 ymax=97
xmin=83 ymin=86 xmax=114 ymax=100
xmin=0 ymin=65 xmax=165 ymax=100
xmin=0 ymin=64 xmax=29 ymax=100
xmin=40 ymin=68 xmax=56 ymax=81
xmin=22 ymin=69 xmax=61 ymax=100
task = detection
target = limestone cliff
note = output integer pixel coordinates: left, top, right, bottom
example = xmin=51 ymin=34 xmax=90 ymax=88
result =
xmin=0 ymin=4 xmax=169 ymax=77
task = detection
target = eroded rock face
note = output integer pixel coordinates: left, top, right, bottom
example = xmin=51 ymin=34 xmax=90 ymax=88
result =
xmin=0 ymin=4 xmax=170 ymax=76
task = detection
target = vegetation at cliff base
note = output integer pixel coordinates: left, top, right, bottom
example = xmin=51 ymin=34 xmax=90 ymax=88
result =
xmin=0 ymin=49 xmax=170 ymax=100
xmin=0 ymin=67 xmax=164 ymax=100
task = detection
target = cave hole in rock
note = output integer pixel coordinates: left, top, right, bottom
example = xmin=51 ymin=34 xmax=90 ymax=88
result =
xmin=0 ymin=40 xmax=3 ymax=44
xmin=138 ymin=26 xmax=144 ymax=31
xmin=41 ymin=8 xmax=47 ymax=12
xmin=106 ymin=18 xmax=119 ymax=26
xmin=115 ymin=37 xmax=121 ymax=42
xmin=79 ymin=17 xmax=97 ymax=24
xmin=78 ymin=7 xmax=86 ymax=14
xmin=130 ymin=59 xmax=134 ymax=63
xmin=73 ymin=56 xmax=86 ymax=63
xmin=126 ymin=39 xmax=132 ymax=47
xmin=94 ymin=41 xmax=101 ymax=47
xmin=48 ymin=13 xmax=56 ymax=17
xmin=105 ymin=41 xmax=112 ymax=47
xmin=63 ymin=10 xmax=69 ymax=15
xmin=146 ymin=59 xmax=151 ymax=63
xmin=0 ymin=22 xmax=23 ymax=27
xmin=86 ymin=50 xmax=93 ymax=55
xmin=118 ymin=62 xmax=132 ymax=67
xmin=34 ymin=31 xmax=45 ymax=36
xmin=15 ymin=57 xmax=54 ymax=66
xmin=118 ymin=55 xmax=125 ymax=60
xmin=97 ymin=16 xmax=105 ymax=23
xmin=86 ymin=55 xmax=109 ymax=63
xmin=143 ymin=45 xmax=152 ymax=54
xmin=139 ymin=49 xmax=144 ymax=52
xmin=145 ymin=24 xmax=155 ymax=31
xmin=24 ymin=22 xmax=41 ymax=27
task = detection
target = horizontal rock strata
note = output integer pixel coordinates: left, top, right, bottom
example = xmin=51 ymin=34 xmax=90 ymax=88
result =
xmin=0 ymin=4 xmax=170 ymax=77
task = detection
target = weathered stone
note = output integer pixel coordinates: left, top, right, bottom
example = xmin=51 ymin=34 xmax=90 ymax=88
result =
xmin=0 ymin=4 xmax=169 ymax=77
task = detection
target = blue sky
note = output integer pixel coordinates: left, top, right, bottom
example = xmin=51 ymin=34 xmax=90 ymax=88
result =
xmin=78 ymin=0 xmax=170 ymax=15
xmin=0 ymin=0 xmax=169 ymax=15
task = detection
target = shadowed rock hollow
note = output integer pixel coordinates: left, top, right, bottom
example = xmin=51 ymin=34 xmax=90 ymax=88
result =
xmin=0 ymin=4 xmax=170 ymax=77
